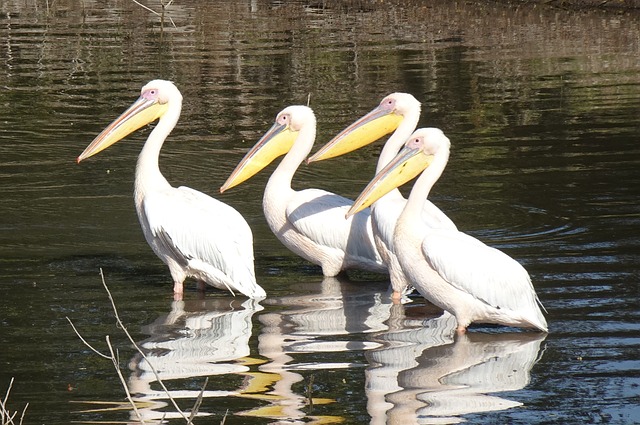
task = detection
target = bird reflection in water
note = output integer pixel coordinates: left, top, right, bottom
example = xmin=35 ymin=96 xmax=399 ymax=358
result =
xmin=366 ymin=306 xmax=547 ymax=424
xmin=85 ymin=276 xmax=544 ymax=424
xmin=237 ymin=276 xmax=392 ymax=423
xmin=123 ymin=276 xmax=392 ymax=423
xmin=127 ymin=297 xmax=263 ymax=422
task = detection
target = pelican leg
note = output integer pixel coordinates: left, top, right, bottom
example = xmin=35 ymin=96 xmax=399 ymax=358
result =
xmin=391 ymin=291 xmax=403 ymax=303
xmin=173 ymin=282 xmax=184 ymax=302
xmin=173 ymin=280 xmax=184 ymax=294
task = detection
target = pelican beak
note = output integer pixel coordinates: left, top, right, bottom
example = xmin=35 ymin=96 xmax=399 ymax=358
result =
xmin=346 ymin=144 xmax=434 ymax=218
xmin=307 ymin=105 xmax=403 ymax=163
xmin=76 ymin=96 xmax=168 ymax=163
xmin=220 ymin=121 xmax=298 ymax=193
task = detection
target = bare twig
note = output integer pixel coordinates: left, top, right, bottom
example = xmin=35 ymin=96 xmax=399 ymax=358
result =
xmin=220 ymin=409 xmax=229 ymax=425
xmin=66 ymin=318 xmax=110 ymax=360
xmin=97 ymin=269 xmax=190 ymax=420
xmin=187 ymin=377 xmax=208 ymax=424
xmin=130 ymin=0 xmax=178 ymax=29
xmin=131 ymin=0 xmax=159 ymax=15
xmin=105 ymin=335 xmax=145 ymax=422
xmin=66 ymin=315 xmax=145 ymax=422
xmin=68 ymin=269 xmax=214 ymax=423
xmin=306 ymin=374 xmax=315 ymax=411
xmin=0 ymin=378 xmax=28 ymax=425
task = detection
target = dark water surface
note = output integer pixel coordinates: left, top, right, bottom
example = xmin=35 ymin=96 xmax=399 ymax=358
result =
xmin=1 ymin=1 xmax=639 ymax=424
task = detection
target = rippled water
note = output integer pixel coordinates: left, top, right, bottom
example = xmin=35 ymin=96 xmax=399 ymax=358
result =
xmin=1 ymin=1 xmax=639 ymax=424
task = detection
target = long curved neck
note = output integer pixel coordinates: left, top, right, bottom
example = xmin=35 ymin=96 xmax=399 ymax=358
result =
xmin=376 ymin=108 xmax=420 ymax=173
xmin=402 ymin=148 xmax=449 ymax=223
xmin=134 ymin=103 xmax=181 ymax=206
xmin=267 ymin=122 xmax=316 ymax=191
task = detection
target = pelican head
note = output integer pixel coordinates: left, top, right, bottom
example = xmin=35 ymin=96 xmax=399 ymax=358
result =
xmin=347 ymin=128 xmax=450 ymax=217
xmin=77 ymin=80 xmax=180 ymax=163
xmin=220 ymin=105 xmax=314 ymax=192
xmin=307 ymin=93 xmax=420 ymax=163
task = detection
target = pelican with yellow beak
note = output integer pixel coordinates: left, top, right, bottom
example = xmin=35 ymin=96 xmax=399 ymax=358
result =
xmin=77 ymin=80 xmax=265 ymax=299
xmin=308 ymin=93 xmax=456 ymax=300
xmin=220 ymin=105 xmax=386 ymax=276
xmin=348 ymin=128 xmax=548 ymax=332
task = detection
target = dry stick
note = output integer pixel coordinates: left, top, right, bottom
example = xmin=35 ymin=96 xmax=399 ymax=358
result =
xmin=98 ymin=270 xmax=209 ymax=422
xmin=1 ymin=378 xmax=29 ymax=425
xmin=108 ymin=335 xmax=146 ymax=422
xmin=66 ymin=319 xmax=110 ymax=360
xmin=306 ymin=374 xmax=315 ymax=411
xmin=68 ymin=269 xmax=209 ymax=423
xmin=20 ymin=403 xmax=29 ymax=425
xmin=130 ymin=0 xmax=177 ymax=28
xmin=187 ymin=377 xmax=209 ymax=425
xmin=130 ymin=0 xmax=157 ymax=14
xmin=1 ymin=378 xmax=14 ymax=416
xmin=66 ymin=319 xmax=145 ymax=423
xmin=96 ymin=269 xmax=191 ymax=422
xmin=1 ymin=408 xmax=17 ymax=425
xmin=18 ymin=402 xmax=28 ymax=425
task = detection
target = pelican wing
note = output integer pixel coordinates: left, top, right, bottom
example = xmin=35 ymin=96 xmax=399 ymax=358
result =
xmin=421 ymin=229 xmax=540 ymax=314
xmin=142 ymin=186 xmax=260 ymax=296
xmin=286 ymin=188 xmax=382 ymax=263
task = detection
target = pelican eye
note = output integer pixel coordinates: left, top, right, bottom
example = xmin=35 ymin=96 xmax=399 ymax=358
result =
xmin=142 ymin=88 xmax=162 ymax=102
xmin=381 ymin=97 xmax=396 ymax=111
xmin=407 ymin=137 xmax=422 ymax=149
xmin=277 ymin=114 xmax=290 ymax=126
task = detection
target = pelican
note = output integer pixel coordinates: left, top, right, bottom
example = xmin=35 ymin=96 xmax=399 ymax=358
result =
xmin=347 ymin=128 xmax=548 ymax=332
xmin=77 ymin=80 xmax=266 ymax=299
xmin=220 ymin=105 xmax=386 ymax=276
xmin=308 ymin=93 xmax=456 ymax=300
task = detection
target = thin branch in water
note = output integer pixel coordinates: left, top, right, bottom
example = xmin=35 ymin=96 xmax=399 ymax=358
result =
xmin=97 ymin=269 xmax=190 ymax=420
xmin=66 ymin=317 xmax=111 ymax=360
xmin=69 ymin=269 xmax=214 ymax=424
xmin=306 ymin=374 xmax=315 ymax=412
xmin=187 ymin=377 xmax=208 ymax=424
xmin=220 ymin=409 xmax=229 ymax=425
xmin=131 ymin=0 xmax=160 ymax=15
xmin=105 ymin=335 xmax=145 ymax=423
xmin=18 ymin=403 xmax=28 ymax=425
xmin=1 ymin=378 xmax=14 ymax=415
xmin=67 ymin=314 xmax=145 ymax=421
xmin=1 ymin=378 xmax=28 ymax=425
xmin=130 ymin=0 xmax=178 ymax=29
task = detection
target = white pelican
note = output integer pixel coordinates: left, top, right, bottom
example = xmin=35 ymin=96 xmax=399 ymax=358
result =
xmin=308 ymin=93 xmax=456 ymax=300
xmin=219 ymin=105 xmax=386 ymax=276
xmin=77 ymin=80 xmax=265 ymax=299
xmin=347 ymin=128 xmax=548 ymax=332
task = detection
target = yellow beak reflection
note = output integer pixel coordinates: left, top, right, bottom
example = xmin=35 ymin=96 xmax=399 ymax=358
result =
xmin=308 ymin=106 xmax=403 ymax=163
xmin=347 ymin=144 xmax=434 ymax=217
xmin=220 ymin=122 xmax=298 ymax=192
xmin=77 ymin=96 xmax=168 ymax=163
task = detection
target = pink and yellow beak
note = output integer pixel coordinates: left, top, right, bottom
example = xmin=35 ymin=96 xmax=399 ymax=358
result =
xmin=77 ymin=96 xmax=168 ymax=163
xmin=220 ymin=119 xmax=298 ymax=193
xmin=347 ymin=142 xmax=435 ymax=218
xmin=307 ymin=104 xmax=403 ymax=163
